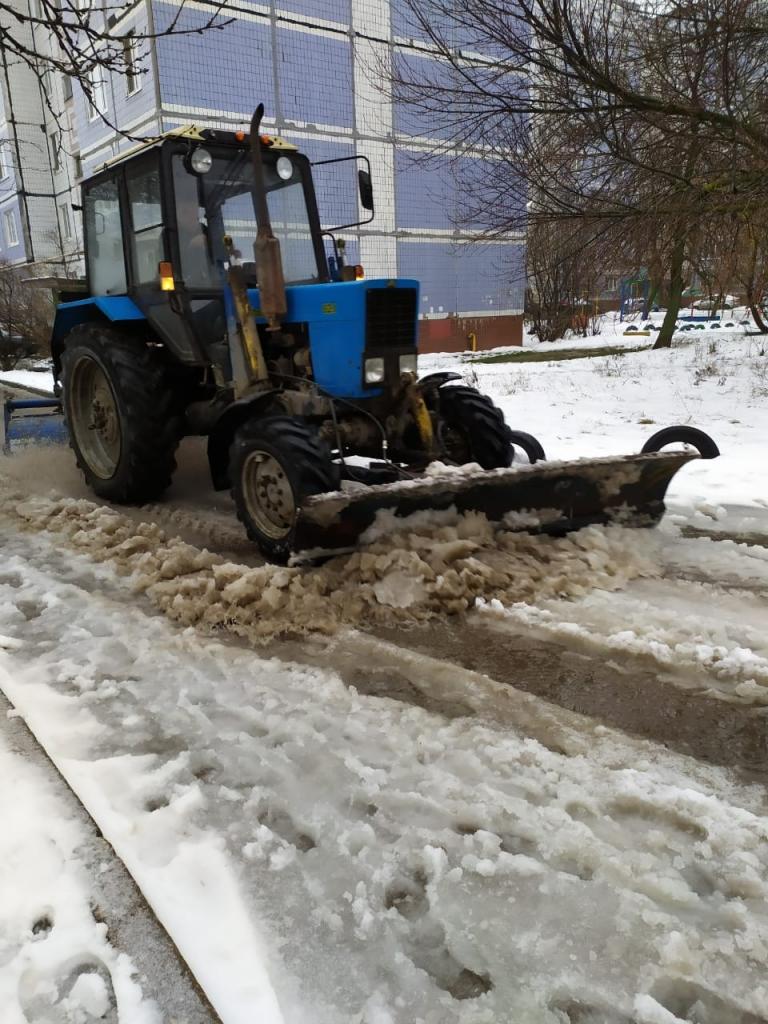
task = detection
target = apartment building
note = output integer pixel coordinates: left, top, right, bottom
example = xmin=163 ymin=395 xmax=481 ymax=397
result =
xmin=0 ymin=0 xmax=525 ymax=350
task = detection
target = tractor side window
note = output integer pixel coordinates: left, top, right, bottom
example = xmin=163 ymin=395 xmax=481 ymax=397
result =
xmin=84 ymin=178 xmax=126 ymax=295
xmin=127 ymin=164 xmax=165 ymax=284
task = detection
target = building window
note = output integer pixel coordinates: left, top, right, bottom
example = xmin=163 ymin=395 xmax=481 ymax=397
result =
xmin=3 ymin=210 xmax=19 ymax=246
xmin=123 ymin=32 xmax=141 ymax=96
xmin=50 ymin=131 xmax=60 ymax=172
xmin=73 ymin=152 xmax=82 ymax=179
xmin=59 ymin=202 xmax=72 ymax=240
xmin=63 ymin=74 xmax=73 ymax=102
xmin=87 ymin=64 xmax=108 ymax=120
xmin=0 ymin=144 xmax=8 ymax=181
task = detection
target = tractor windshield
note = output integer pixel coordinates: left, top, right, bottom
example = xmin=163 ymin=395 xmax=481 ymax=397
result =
xmin=172 ymin=149 xmax=319 ymax=289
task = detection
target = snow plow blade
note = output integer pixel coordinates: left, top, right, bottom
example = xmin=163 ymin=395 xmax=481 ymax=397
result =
xmin=292 ymin=451 xmax=698 ymax=557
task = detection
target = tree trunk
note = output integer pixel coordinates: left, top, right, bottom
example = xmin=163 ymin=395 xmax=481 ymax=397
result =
xmin=749 ymin=299 xmax=768 ymax=333
xmin=654 ymin=237 xmax=686 ymax=349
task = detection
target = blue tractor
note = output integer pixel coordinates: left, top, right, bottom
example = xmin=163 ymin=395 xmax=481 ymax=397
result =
xmin=49 ymin=106 xmax=714 ymax=561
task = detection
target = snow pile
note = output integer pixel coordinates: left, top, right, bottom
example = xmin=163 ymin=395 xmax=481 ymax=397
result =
xmin=1 ymin=529 xmax=768 ymax=1023
xmin=6 ymin=491 xmax=661 ymax=642
xmin=0 ymin=728 xmax=159 ymax=1024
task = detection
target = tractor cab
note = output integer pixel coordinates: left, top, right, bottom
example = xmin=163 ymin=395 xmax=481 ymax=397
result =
xmin=78 ymin=125 xmax=351 ymax=371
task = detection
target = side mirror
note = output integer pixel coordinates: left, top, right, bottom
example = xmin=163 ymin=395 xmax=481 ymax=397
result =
xmin=358 ymin=169 xmax=374 ymax=212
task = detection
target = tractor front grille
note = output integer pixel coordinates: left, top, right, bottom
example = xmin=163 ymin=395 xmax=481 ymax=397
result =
xmin=365 ymin=287 xmax=418 ymax=349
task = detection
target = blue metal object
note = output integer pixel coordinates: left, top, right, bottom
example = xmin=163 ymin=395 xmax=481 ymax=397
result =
xmin=52 ymin=295 xmax=145 ymax=345
xmin=52 ymin=279 xmax=419 ymax=401
xmin=245 ymin=277 xmax=420 ymax=399
xmin=1 ymin=396 xmax=66 ymax=454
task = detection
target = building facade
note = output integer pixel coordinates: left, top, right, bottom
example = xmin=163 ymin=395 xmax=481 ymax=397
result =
xmin=0 ymin=0 xmax=525 ymax=350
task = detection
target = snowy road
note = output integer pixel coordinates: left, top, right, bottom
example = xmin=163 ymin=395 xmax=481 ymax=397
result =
xmin=2 ymin=334 xmax=768 ymax=1022
xmin=1 ymin=488 xmax=768 ymax=1023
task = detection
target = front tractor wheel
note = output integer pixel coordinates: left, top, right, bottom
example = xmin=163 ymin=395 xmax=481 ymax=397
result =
xmin=60 ymin=325 xmax=181 ymax=503
xmin=230 ymin=417 xmax=340 ymax=563
xmin=437 ymin=385 xmax=512 ymax=469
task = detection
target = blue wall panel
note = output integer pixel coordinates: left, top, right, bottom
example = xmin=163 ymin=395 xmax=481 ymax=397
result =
xmin=398 ymin=240 xmax=523 ymax=315
xmin=394 ymin=151 xmax=455 ymax=230
xmin=277 ymin=0 xmax=350 ymax=26
xmin=396 ymin=151 xmax=514 ymax=233
xmin=455 ymin=243 xmax=525 ymax=312
xmin=397 ymin=241 xmax=457 ymax=314
xmin=155 ymin=5 xmax=274 ymax=114
xmin=392 ymin=53 xmax=457 ymax=141
xmin=276 ymin=29 xmax=353 ymax=128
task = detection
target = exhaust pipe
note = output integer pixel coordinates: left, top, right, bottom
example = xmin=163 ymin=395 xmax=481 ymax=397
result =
xmin=249 ymin=104 xmax=287 ymax=331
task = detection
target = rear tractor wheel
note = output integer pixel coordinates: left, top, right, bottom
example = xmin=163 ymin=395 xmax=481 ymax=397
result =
xmin=229 ymin=416 xmax=340 ymax=563
xmin=437 ymin=385 xmax=512 ymax=469
xmin=60 ymin=325 xmax=181 ymax=503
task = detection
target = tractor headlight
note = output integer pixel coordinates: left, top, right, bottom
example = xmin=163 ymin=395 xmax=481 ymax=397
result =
xmin=364 ymin=357 xmax=385 ymax=384
xmin=276 ymin=156 xmax=294 ymax=181
xmin=399 ymin=353 xmax=417 ymax=376
xmin=189 ymin=147 xmax=213 ymax=174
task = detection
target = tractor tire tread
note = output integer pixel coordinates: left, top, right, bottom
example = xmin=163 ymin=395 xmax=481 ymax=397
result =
xmin=61 ymin=324 xmax=181 ymax=503
xmin=438 ymin=384 xmax=512 ymax=469
xmin=229 ymin=416 xmax=339 ymax=562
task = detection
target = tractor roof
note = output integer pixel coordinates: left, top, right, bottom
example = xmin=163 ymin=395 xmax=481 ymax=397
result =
xmin=99 ymin=124 xmax=298 ymax=172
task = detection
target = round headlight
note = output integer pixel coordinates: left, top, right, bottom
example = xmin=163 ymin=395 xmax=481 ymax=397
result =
xmin=276 ymin=156 xmax=294 ymax=181
xmin=189 ymin=147 xmax=212 ymax=174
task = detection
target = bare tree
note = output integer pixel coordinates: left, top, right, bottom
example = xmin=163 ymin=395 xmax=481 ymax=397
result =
xmin=526 ymin=221 xmax=612 ymax=341
xmin=389 ymin=0 xmax=768 ymax=346
xmin=733 ymin=215 xmax=768 ymax=331
xmin=0 ymin=0 xmax=233 ymax=137
xmin=0 ymin=262 xmax=55 ymax=370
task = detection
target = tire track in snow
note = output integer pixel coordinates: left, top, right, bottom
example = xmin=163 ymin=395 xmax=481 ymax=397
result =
xmin=1 ymin=527 xmax=768 ymax=1023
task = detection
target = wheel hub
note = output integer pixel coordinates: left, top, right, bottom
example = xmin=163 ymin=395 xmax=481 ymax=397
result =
xmin=69 ymin=356 xmax=121 ymax=479
xmin=242 ymin=451 xmax=296 ymax=540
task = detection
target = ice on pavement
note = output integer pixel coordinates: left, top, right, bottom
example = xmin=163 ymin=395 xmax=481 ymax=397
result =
xmin=0 ymin=719 xmax=159 ymax=1024
xmin=0 ymin=527 xmax=767 ymax=1024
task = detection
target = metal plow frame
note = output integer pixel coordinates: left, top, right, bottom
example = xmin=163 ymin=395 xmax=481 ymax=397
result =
xmin=1 ymin=393 xmax=65 ymax=455
xmin=292 ymin=451 xmax=699 ymax=556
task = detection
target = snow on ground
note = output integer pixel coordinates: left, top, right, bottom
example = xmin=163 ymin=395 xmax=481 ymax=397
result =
xmin=0 ymin=369 xmax=56 ymax=394
xmin=1 ymin=322 xmax=768 ymax=1022
xmin=0 ymin=694 xmax=159 ymax=1024
xmin=1 ymin=525 xmax=768 ymax=1024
